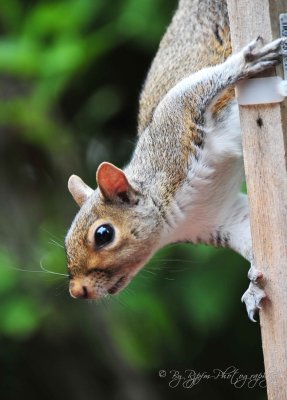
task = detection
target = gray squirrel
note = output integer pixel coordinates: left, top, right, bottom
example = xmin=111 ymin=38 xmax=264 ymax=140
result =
xmin=65 ymin=0 xmax=287 ymax=321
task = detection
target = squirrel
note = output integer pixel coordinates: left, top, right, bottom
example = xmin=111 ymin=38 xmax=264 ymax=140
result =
xmin=65 ymin=0 xmax=286 ymax=321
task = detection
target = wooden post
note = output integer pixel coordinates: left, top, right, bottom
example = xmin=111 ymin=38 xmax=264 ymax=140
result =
xmin=226 ymin=1 xmax=287 ymax=399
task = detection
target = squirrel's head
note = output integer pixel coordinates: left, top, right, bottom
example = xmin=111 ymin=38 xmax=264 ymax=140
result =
xmin=65 ymin=162 xmax=162 ymax=300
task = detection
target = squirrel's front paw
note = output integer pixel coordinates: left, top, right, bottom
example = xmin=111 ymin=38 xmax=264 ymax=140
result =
xmin=240 ymin=36 xmax=287 ymax=78
xmin=241 ymin=264 xmax=267 ymax=322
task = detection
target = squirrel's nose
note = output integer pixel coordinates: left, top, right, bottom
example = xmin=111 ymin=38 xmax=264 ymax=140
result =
xmin=69 ymin=283 xmax=90 ymax=299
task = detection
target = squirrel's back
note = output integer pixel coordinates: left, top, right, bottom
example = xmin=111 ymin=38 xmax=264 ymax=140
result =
xmin=138 ymin=0 xmax=231 ymax=133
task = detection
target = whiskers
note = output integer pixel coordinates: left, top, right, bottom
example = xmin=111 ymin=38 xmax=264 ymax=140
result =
xmin=147 ymin=256 xmax=200 ymax=274
xmin=107 ymin=286 xmax=137 ymax=309
xmin=39 ymin=258 xmax=68 ymax=277
xmin=6 ymin=256 xmax=68 ymax=278
xmin=6 ymin=228 xmax=69 ymax=278
xmin=47 ymin=238 xmax=64 ymax=249
xmin=54 ymin=280 xmax=70 ymax=296
xmin=41 ymin=227 xmax=65 ymax=249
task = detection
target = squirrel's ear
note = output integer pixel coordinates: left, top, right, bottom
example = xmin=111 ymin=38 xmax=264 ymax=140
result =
xmin=68 ymin=175 xmax=94 ymax=207
xmin=96 ymin=162 xmax=138 ymax=204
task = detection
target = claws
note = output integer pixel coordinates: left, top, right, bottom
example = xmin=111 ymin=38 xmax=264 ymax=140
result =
xmin=240 ymin=37 xmax=287 ymax=78
xmin=242 ymin=265 xmax=266 ymax=322
xmin=244 ymin=37 xmax=287 ymax=60
xmin=243 ymin=36 xmax=263 ymax=61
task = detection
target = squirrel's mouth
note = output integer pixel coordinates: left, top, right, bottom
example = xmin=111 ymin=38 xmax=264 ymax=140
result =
xmin=107 ymin=275 xmax=127 ymax=295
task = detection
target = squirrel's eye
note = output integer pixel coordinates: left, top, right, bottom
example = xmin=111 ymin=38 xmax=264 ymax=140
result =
xmin=94 ymin=224 xmax=115 ymax=248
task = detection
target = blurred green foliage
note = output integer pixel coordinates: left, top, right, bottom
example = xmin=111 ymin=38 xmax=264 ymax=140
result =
xmin=0 ymin=1 xmax=266 ymax=400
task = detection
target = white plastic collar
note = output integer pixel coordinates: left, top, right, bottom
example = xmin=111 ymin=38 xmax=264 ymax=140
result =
xmin=237 ymin=76 xmax=287 ymax=105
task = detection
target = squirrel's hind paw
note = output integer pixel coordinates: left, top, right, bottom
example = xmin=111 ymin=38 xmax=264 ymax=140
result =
xmin=241 ymin=265 xmax=266 ymax=322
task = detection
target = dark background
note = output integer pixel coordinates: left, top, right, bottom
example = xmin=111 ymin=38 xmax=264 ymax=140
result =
xmin=0 ymin=1 xmax=266 ymax=399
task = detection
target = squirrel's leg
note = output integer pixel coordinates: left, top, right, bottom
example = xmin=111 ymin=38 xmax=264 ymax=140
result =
xmin=215 ymin=194 xmax=266 ymax=322
xmin=157 ymin=37 xmax=286 ymax=119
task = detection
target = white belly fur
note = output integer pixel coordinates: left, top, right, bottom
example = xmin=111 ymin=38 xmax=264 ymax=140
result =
xmin=162 ymin=100 xmax=244 ymax=245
